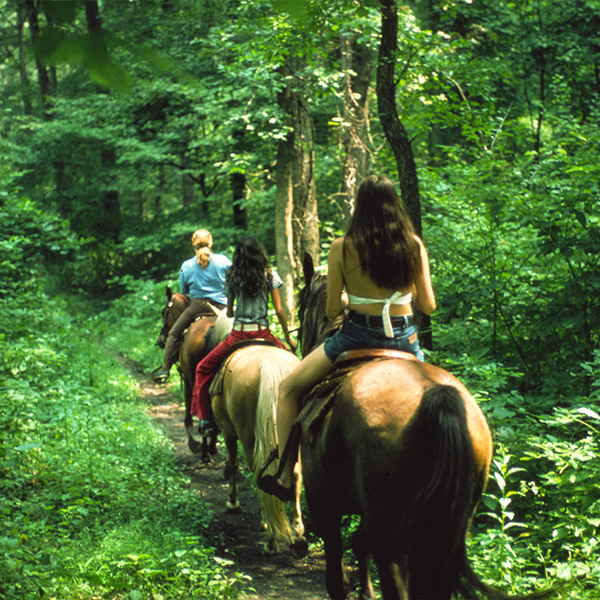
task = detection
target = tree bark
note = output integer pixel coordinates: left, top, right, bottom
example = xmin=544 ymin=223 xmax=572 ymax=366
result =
xmin=85 ymin=0 xmax=121 ymax=241
xmin=377 ymin=0 xmax=432 ymax=350
xmin=275 ymin=57 xmax=320 ymax=324
xmin=231 ymin=171 xmax=248 ymax=229
xmin=275 ymin=129 xmax=297 ymax=326
xmin=339 ymin=32 xmax=373 ymax=227
xmin=16 ymin=2 xmax=32 ymax=115
xmin=377 ymin=0 xmax=422 ymax=236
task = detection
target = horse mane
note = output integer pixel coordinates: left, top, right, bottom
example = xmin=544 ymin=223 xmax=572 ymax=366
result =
xmin=297 ymin=273 xmax=342 ymax=356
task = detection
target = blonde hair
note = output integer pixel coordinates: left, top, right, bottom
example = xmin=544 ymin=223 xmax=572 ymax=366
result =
xmin=191 ymin=229 xmax=213 ymax=268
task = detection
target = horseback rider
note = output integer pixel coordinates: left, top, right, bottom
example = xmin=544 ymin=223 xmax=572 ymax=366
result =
xmin=257 ymin=175 xmax=436 ymax=502
xmin=190 ymin=235 xmax=297 ymax=434
xmin=152 ymin=228 xmax=231 ymax=383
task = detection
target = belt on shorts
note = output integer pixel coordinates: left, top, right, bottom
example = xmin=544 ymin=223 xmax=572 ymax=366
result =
xmin=348 ymin=312 xmax=415 ymax=330
xmin=233 ymin=322 xmax=263 ymax=332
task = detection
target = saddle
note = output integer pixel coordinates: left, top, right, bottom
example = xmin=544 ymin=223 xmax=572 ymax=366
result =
xmin=296 ymin=348 xmax=418 ymax=445
xmin=208 ymin=339 xmax=277 ymax=397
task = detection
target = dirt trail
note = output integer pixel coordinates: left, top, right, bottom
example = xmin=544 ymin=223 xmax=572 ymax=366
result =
xmin=130 ymin=364 xmax=337 ymax=600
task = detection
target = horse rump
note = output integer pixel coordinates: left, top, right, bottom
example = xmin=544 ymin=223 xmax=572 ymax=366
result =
xmin=384 ymin=383 xmax=480 ymax=599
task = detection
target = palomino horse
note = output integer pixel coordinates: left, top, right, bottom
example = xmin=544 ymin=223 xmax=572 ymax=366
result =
xmin=211 ymin=341 xmax=308 ymax=557
xmin=156 ymin=286 xmax=219 ymax=458
xmin=295 ymin=254 xmax=541 ymax=600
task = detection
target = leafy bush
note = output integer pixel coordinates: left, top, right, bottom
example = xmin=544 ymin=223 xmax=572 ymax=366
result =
xmin=0 ymin=289 xmax=245 ymax=599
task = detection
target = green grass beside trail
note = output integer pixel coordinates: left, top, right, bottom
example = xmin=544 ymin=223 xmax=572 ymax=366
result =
xmin=0 ymin=287 xmax=248 ymax=600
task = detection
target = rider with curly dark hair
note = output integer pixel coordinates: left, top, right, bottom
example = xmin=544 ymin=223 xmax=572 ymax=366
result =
xmin=190 ymin=235 xmax=296 ymax=434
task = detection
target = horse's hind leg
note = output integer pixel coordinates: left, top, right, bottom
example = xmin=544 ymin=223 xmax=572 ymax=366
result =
xmin=352 ymin=523 xmax=376 ymax=600
xmin=289 ymin=461 xmax=308 ymax=559
xmin=183 ymin=381 xmax=202 ymax=454
xmin=375 ymin=558 xmax=409 ymax=600
xmin=321 ymin=518 xmax=348 ymax=600
xmin=223 ymin=433 xmax=240 ymax=512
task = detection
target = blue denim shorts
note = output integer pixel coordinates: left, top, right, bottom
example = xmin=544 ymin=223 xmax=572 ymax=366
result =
xmin=323 ymin=311 xmax=423 ymax=363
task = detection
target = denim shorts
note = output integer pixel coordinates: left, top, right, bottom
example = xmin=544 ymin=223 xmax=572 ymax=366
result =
xmin=323 ymin=311 xmax=424 ymax=363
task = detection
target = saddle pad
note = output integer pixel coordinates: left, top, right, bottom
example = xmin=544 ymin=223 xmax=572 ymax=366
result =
xmin=296 ymin=352 xmax=416 ymax=444
xmin=208 ymin=339 xmax=277 ymax=398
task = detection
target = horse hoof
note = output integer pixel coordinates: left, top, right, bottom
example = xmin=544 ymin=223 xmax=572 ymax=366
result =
xmin=188 ymin=438 xmax=202 ymax=454
xmin=226 ymin=501 xmax=241 ymax=513
xmin=289 ymin=536 xmax=308 ymax=559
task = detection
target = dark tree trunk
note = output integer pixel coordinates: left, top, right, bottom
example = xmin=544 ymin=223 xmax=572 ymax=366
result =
xmin=377 ymin=0 xmax=422 ymax=235
xmin=85 ymin=0 xmax=121 ymax=241
xmin=377 ymin=0 xmax=432 ymax=350
xmin=231 ymin=171 xmax=248 ymax=229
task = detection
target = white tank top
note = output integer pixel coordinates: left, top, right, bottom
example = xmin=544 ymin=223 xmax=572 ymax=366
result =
xmin=347 ymin=291 xmax=412 ymax=338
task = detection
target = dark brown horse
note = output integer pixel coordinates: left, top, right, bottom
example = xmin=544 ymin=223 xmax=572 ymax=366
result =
xmin=156 ymin=286 xmax=219 ymax=458
xmin=296 ymin=254 xmax=552 ymax=600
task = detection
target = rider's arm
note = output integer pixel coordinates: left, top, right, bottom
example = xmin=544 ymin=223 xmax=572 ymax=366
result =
xmin=412 ymin=235 xmax=436 ymax=315
xmin=179 ymin=264 xmax=190 ymax=296
xmin=326 ymin=238 xmax=346 ymax=321
xmin=226 ymin=295 xmax=235 ymax=318
xmin=270 ymin=287 xmax=297 ymax=352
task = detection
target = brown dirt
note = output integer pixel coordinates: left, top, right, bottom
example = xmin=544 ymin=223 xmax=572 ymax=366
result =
xmin=129 ymin=364 xmax=342 ymax=600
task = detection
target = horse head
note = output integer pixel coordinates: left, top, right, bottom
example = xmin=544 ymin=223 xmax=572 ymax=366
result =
xmin=156 ymin=286 xmax=189 ymax=348
xmin=298 ymin=253 xmax=343 ymax=357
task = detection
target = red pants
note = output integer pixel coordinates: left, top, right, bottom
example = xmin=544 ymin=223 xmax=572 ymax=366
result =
xmin=190 ymin=328 xmax=287 ymax=420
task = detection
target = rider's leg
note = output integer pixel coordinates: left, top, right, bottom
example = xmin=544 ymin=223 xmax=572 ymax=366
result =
xmin=159 ymin=304 xmax=199 ymax=373
xmin=275 ymin=344 xmax=334 ymax=490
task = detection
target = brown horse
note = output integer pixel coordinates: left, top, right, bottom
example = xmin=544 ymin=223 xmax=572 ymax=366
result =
xmin=156 ymin=286 xmax=219 ymax=458
xmin=211 ymin=342 xmax=308 ymax=557
xmin=295 ymin=254 xmax=551 ymax=600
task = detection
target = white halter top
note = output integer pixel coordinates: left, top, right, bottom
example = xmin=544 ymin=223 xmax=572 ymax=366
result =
xmin=347 ymin=291 xmax=412 ymax=338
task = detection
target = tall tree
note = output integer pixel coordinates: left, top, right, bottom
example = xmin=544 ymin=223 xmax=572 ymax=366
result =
xmin=339 ymin=30 xmax=373 ymax=227
xmin=377 ymin=0 xmax=432 ymax=350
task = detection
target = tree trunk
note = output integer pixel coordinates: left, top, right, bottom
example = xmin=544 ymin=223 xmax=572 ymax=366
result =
xmin=182 ymin=171 xmax=195 ymax=208
xmin=275 ymin=57 xmax=320 ymax=324
xmin=339 ymin=32 xmax=373 ymax=227
xmin=275 ymin=129 xmax=296 ymax=326
xmin=291 ymin=94 xmax=319 ymax=276
xmin=85 ymin=0 xmax=121 ymax=241
xmin=231 ymin=171 xmax=248 ymax=229
xmin=16 ymin=2 xmax=32 ymax=115
xmin=377 ymin=0 xmax=432 ymax=350
xmin=377 ymin=0 xmax=422 ymax=236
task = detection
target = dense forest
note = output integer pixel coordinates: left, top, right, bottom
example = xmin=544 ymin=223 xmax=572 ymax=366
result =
xmin=1 ymin=0 xmax=599 ymax=598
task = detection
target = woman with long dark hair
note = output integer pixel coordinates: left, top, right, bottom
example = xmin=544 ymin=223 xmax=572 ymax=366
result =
xmin=190 ymin=235 xmax=296 ymax=434
xmin=258 ymin=175 xmax=436 ymax=501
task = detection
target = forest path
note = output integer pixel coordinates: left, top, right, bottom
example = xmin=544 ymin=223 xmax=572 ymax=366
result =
xmin=128 ymin=361 xmax=337 ymax=600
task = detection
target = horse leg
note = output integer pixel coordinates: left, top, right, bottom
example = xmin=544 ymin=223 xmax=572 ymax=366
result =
xmin=351 ymin=523 xmax=376 ymax=600
xmin=288 ymin=461 xmax=308 ymax=559
xmin=183 ymin=380 xmax=202 ymax=454
xmin=222 ymin=432 xmax=240 ymax=512
xmin=375 ymin=558 xmax=409 ymax=600
xmin=321 ymin=518 xmax=348 ymax=600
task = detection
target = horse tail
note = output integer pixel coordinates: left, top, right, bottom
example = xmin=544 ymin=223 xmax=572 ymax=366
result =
xmin=253 ymin=356 xmax=294 ymax=546
xmin=394 ymin=384 xmax=481 ymax=598
xmin=214 ymin=309 xmax=234 ymax=342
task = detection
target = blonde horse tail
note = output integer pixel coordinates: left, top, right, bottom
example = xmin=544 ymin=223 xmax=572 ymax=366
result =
xmin=254 ymin=355 xmax=294 ymax=548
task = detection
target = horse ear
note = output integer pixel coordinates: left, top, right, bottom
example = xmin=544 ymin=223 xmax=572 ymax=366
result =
xmin=303 ymin=253 xmax=314 ymax=286
xmin=166 ymin=286 xmax=173 ymax=300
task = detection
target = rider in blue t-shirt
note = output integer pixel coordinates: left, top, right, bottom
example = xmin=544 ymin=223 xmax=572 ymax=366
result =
xmin=152 ymin=229 xmax=232 ymax=383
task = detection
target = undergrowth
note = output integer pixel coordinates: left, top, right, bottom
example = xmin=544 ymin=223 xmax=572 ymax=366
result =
xmin=0 ymin=288 xmax=246 ymax=599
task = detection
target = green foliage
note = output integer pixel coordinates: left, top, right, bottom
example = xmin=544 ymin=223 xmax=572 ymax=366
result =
xmin=0 ymin=290 xmax=245 ymax=599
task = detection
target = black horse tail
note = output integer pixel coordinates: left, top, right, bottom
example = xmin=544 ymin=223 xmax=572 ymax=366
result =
xmin=394 ymin=384 xmax=556 ymax=600
xmin=388 ymin=383 xmax=477 ymax=598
